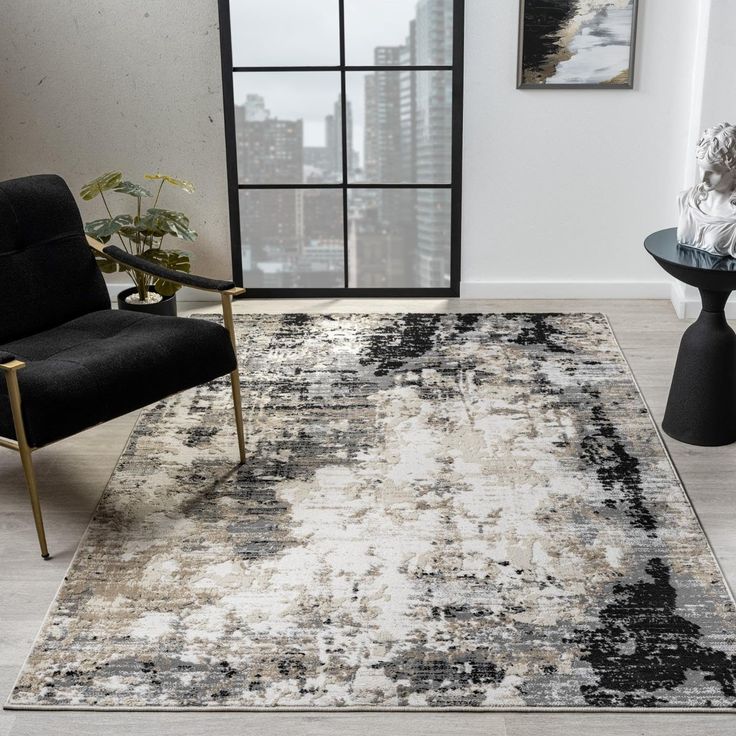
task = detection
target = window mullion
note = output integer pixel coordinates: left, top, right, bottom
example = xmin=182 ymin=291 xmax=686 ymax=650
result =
xmin=338 ymin=0 xmax=349 ymax=288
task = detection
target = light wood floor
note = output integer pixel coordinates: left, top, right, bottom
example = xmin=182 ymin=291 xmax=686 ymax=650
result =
xmin=1 ymin=299 xmax=734 ymax=736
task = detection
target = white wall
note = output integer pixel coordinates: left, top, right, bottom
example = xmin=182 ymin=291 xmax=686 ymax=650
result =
xmin=672 ymin=0 xmax=736 ymax=318
xmin=697 ymin=0 xmax=736 ymax=133
xmin=461 ymin=0 xmax=701 ymax=299
xmin=0 ymin=0 xmax=726 ymax=303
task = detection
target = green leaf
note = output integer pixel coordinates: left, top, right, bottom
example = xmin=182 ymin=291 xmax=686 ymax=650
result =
xmin=94 ymin=253 xmax=120 ymax=274
xmin=84 ymin=215 xmax=134 ymax=242
xmin=79 ymin=171 xmax=123 ymax=201
xmin=140 ymin=209 xmax=198 ymax=242
xmin=144 ymin=173 xmax=195 ymax=193
xmin=119 ymin=225 xmax=142 ymax=240
xmin=139 ymin=248 xmax=192 ymax=296
xmin=114 ymin=180 xmax=152 ymax=198
xmin=154 ymin=280 xmax=182 ymax=297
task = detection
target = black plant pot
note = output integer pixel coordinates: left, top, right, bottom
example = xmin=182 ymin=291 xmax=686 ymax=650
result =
xmin=117 ymin=287 xmax=177 ymax=316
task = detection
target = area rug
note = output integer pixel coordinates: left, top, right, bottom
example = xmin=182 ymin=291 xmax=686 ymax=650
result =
xmin=6 ymin=313 xmax=736 ymax=711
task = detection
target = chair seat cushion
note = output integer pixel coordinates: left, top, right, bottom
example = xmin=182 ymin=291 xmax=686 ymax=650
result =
xmin=0 ymin=310 xmax=237 ymax=447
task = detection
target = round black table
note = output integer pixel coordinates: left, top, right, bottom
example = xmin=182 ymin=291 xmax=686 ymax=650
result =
xmin=645 ymin=228 xmax=736 ymax=446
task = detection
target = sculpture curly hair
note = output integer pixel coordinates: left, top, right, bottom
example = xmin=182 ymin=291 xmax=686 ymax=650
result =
xmin=695 ymin=122 xmax=736 ymax=206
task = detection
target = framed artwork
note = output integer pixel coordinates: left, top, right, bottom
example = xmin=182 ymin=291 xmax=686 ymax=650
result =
xmin=517 ymin=0 xmax=639 ymax=89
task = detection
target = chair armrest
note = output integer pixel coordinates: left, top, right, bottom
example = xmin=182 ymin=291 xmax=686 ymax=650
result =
xmin=0 ymin=354 xmax=22 ymax=370
xmin=0 ymin=352 xmax=26 ymax=375
xmin=87 ymin=236 xmax=245 ymax=295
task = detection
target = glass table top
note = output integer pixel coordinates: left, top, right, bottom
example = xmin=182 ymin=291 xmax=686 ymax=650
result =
xmin=644 ymin=228 xmax=736 ymax=273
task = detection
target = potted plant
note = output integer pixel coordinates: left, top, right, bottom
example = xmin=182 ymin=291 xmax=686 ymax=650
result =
xmin=80 ymin=171 xmax=198 ymax=316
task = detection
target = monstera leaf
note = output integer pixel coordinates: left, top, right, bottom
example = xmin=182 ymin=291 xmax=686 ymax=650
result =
xmin=144 ymin=173 xmax=195 ymax=193
xmin=84 ymin=216 xmax=135 ymax=273
xmin=79 ymin=171 xmax=123 ymax=200
xmin=139 ymin=209 xmax=198 ymax=241
xmin=114 ymin=180 xmax=153 ymax=198
xmin=84 ymin=215 xmax=134 ymax=242
xmin=139 ymin=248 xmax=192 ymax=296
xmin=80 ymin=170 xmax=199 ymax=297
xmin=93 ymin=253 xmax=121 ymax=274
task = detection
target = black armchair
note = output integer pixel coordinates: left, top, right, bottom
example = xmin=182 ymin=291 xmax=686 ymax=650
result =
xmin=0 ymin=174 xmax=246 ymax=558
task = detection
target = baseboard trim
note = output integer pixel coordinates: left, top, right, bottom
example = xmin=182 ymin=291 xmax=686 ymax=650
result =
xmin=669 ymin=281 xmax=736 ymax=320
xmin=669 ymin=281 xmax=688 ymax=320
xmin=459 ymin=281 xmax=672 ymax=300
xmin=107 ymin=280 xmax=736 ymax=319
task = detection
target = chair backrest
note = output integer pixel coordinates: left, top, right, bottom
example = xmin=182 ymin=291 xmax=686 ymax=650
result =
xmin=0 ymin=174 xmax=110 ymax=343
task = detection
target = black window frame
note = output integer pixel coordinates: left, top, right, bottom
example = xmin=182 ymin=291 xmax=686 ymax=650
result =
xmin=217 ymin=0 xmax=464 ymax=298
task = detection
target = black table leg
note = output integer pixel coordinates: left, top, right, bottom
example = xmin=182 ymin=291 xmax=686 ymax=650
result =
xmin=663 ymin=288 xmax=736 ymax=446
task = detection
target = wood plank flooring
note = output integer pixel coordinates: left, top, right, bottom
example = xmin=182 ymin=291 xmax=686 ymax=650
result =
xmin=1 ymin=299 xmax=734 ymax=735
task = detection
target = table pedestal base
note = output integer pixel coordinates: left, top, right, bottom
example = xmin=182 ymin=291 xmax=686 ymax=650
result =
xmin=663 ymin=289 xmax=736 ymax=446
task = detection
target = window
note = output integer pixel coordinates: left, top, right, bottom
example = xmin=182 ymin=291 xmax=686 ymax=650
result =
xmin=219 ymin=0 xmax=464 ymax=295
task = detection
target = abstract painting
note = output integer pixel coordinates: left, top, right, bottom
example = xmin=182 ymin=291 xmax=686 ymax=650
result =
xmin=517 ymin=0 xmax=639 ymax=89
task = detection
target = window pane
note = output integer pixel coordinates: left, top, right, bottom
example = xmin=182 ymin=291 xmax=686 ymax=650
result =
xmin=347 ymin=188 xmax=450 ymax=288
xmin=347 ymin=70 xmax=452 ymax=184
xmin=234 ymin=73 xmax=342 ymax=184
xmin=344 ymin=0 xmax=453 ymax=66
xmin=241 ymin=189 xmax=344 ymax=288
xmin=229 ymin=0 xmax=340 ymax=67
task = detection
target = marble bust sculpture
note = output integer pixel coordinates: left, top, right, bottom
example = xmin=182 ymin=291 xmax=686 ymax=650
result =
xmin=677 ymin=122 xmax=736 ymax=257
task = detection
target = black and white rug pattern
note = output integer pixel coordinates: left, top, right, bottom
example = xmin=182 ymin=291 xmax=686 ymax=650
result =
xmin=7 ymin=313 xmax=736 ymax=710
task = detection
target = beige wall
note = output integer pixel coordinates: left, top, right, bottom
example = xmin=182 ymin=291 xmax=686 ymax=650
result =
xmin=0 ymin=0 xmax=231 ymax=281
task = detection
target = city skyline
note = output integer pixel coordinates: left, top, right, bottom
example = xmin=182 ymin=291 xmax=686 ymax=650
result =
xmin=232 ymin=0 xmax=454 ymax=289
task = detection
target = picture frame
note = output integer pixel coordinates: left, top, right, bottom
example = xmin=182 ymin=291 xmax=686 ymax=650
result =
xmin=517 ymin=0 xmax=639 ymax=90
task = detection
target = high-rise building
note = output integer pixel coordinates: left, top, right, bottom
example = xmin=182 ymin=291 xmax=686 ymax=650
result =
xmin=235 ymin=100 xmax=303 ymax=287
xmin=243 ymin=94 xmax=269 ymax=122
xmin=398 ymin=22 xmax=419 ymax=286
xmin=400 ymin=22 xmax=417 ymax=185
xmin=363 ymin=75 xmax=377 ymax=182
xmin=299 ymin=189 xmax=344 ymax=287
xmin=303 ymin=146 xmax=332 ymax=184
xmin=302 ymin=189 xmax=343 ymax=243
xmin=235 ymin=107 xmax=302 ymax=184
xmin=359 ymin=45 xmax=418 ymax=286
xmin=364 ymin=47 xmax=403 ymax=183
xmin=414 ymin=0 xmax=454 ymax=287
xmin=325 ymin=95 xmax=356 ymax=180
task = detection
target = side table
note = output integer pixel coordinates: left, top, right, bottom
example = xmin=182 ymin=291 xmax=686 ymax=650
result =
xmin=645 ymin=228 xmax=736 ymax=446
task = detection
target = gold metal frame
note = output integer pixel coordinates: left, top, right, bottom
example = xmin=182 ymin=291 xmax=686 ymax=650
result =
xmin=0 ymin=359 xmax=49 ymax=558
xmin=0 ymin=236 xmax=247 ymax=559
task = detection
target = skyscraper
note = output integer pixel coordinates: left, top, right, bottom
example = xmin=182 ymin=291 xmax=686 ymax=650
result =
xmin=364 ymin=47 xmax=404 ymax=183
xmin=363 ymin=74 xmax=377 ymax=182
xmin=400 ymin=22 xmax=417 ymax=185
xmin=243 ymin=93 xmax=269 ymax=122
xmin=325 ymin=94 xmax=356 ymax=180
xmin=414 ymin=0 xmax=454 ymax=287
xmin=235 ymin=100 xmax=302 ymax=183
xmin=235 ymin=100 xmax=303 ymax=287
xmin=356 ymin=44 xmax=421 ymax=286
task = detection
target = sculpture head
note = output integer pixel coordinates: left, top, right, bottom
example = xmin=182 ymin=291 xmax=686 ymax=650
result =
xmin=695 ymin=122 xmax=736 ymax=205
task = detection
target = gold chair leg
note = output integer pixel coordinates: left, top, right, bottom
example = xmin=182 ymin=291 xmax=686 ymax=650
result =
xmin=3 ymin=361 xmax=50 ymax=559
xmin=221 ymin=291 xmax=246 ymax=464
xmin=18 ymin=443 xmax=49 ymax=559
xmin=230 ymin=369 xmax=246 ymax=465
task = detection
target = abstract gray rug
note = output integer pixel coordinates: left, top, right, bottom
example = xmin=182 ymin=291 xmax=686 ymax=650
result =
xmin=7 ymin=313 xmax=736 ymax=711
